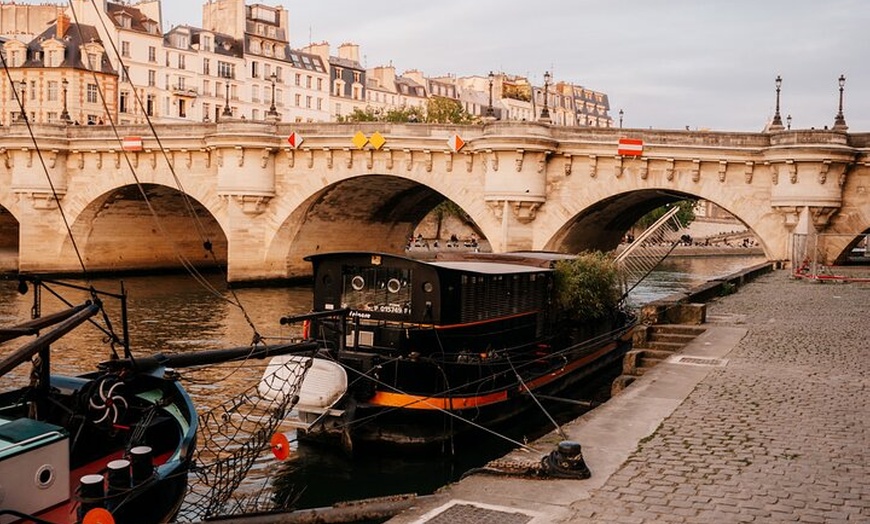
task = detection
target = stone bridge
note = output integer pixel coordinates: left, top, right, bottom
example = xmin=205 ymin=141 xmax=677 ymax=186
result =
xmin=0 ymin=121 xmax=867 ymax=283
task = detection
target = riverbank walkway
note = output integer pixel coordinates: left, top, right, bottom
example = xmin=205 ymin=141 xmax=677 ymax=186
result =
xmin=388 ymin=269 xmax=869 ymax=523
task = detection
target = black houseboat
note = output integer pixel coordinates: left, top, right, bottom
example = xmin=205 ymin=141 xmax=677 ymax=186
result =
xmin=269 ymin=251 xmax=635 ymax=452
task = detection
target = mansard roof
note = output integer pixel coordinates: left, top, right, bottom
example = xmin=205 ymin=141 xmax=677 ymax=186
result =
xmin=24 ymin=22 xmax=116 ymax=74
xmin=107 ymin=2 xmax=161 ymax=35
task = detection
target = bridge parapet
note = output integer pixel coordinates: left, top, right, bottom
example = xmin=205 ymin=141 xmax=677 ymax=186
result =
xmin=0 ymin=121 xmax=867 ymax=279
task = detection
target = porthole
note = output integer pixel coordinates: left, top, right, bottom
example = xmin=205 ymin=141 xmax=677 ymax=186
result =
xmin=351 ymin=275 xmax=365 ymax=291
xmin=35 ymin=464 xmax=55 ymax=489
xmin=422 ymin=281 xmax=434 ymax=293
xmin=387 ymin=278 xmax=401 ymax=293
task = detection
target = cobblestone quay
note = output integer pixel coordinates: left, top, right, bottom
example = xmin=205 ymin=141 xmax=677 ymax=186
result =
xmin=389 ymin=270 xmax=869 ymax=524
xmin=569 ymin=271 xmax=870 ymax=523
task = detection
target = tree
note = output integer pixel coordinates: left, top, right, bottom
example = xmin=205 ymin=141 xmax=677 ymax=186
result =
xmin=425 ymin=97 xmax=476 ymax=124
xmin=553 ymin=251 xmax=623 ymax=320
xmin=635 ymin=200 xmax=696 ymax=231
xmin=337 ymin=107 xmax=382 ymax=122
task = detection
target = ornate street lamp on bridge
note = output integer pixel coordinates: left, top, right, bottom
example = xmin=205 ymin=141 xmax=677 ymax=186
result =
xmin=486 ymin=71 xmax=495 ymax=117
xmin=833 ymin=74 xmax=847 ymax=131
xmin=17 ymin=79 xmax=27 ymax=122
xmin=769 ymin=75 xmax=784 ymax=130
xmin=618 ymin=108 xmax=624 ymax=128
xmin=60 ymin=78 xmax=72 ymax=124
xmin=540 ymin=71 xmax=551 ymax=122
xmin=266 ymin=72 xmax=279 ymax=119
xmin=222 ymin=74 xmax=233 ymax=118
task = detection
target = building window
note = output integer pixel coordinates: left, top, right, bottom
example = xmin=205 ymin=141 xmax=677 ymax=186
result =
xmin=353 ymin=71 xmax=361 ymax=83
xmin=217 ymin=61 xmax=235 ymax=79
xmin=252 ymin=85 xmax=260 ymax=103
xmin=202 ymin=103 xmax=211 ymax=120
xmin=178 ymin=99 xmax=187 ymax=118
xmin=317 ymin=98 xmax=322 ymax=110
xmin=276 ymin=88 xmax=283 ymax=106
xmin=305 ymin=95 xmax=311 ymax=108
xmin=86 ymin=83 xmax=98 ymax=103
xmin=252 ymin=108 xmax=259 ymax=120
xmin=47 ymin=81 xmax=58 ymax=102
xmin=252 ymin=61 xmax=259 ymax=78
xmin=120 ymin=91 xmax=129 ymax=113
xmin=148 ymin=46 xmax=156 ymax=62
xmin=121 ymin=41 xmax=130 ymax=57
xmin=203 ymin=79 xmax=210 ymax=97
xmin=294 ymin=93 xmax=300 ymax=107
xmin=306 ymin=75 xmax=312 ymax=88
xmin=146 ymin=94 xmax=154 ymax=116
xmin=317 ymin=78 xmax=323 ymax=91
xmin=178 ymin=54 xmax=186 ymax=70
xmin=203 ymin=58 xmax=210 ymax=76
xmin=148 ymin=70 xmax=156 ymax=87
xmin=202 ymin=36 xmax=212 ymax=52
xmin=88 ymin=53 xmax=99 ymax=70
xmin=275 ymin=66 xmax=283 ymax=82
xmin=295 ymin=73 xmax=301 ymax=86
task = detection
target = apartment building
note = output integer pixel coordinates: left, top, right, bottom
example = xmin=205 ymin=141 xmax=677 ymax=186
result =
xmin=0 ymin=0 xmax=612 ymax=127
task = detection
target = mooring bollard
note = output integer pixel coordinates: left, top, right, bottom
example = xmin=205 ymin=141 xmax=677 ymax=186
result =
xmin=541 ymin=440 xmax=591 ymax=479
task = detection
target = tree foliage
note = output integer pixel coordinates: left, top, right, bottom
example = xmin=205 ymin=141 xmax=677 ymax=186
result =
xmin=338 ymin=99 xmax=476 ymax=124
xmin=635 ymin=200 xmax=697 ymax=230
xmin=554 ymin=251 xmax=623 ymax=320
xmin=426 ymin=97 xmax=476 ymax=124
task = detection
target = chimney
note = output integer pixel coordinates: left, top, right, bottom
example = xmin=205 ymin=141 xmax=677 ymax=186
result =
xmin=56 ymin=14 xmax=70 ymax=38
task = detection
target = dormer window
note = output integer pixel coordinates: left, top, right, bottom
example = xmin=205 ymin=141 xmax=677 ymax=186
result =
xmin=116 ymin=13 xmax=132 ymax=29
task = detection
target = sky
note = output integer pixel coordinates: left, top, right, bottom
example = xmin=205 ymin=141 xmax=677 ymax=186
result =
xmin=52 ymin=1 xmax=870 ymax=132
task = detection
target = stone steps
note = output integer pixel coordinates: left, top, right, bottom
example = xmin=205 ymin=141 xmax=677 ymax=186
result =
xmin=612 ymin=324 xmax=707 ymax=394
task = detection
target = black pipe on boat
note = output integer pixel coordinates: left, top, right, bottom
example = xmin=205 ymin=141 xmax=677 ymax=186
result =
xmin=0 ymin=302 xmax=97 ymax=344
xmin=77 ymin=473 xmax=106 ymax=520
xmin=0 ymin=302 xmax=100 ymax=376
xmin=279 ymin=308 xmax=350 ymax=325
xmin=100 ymin=341 xmax=320 ymax=372
xmin=129 ymin=445 xmax=154 ymax=484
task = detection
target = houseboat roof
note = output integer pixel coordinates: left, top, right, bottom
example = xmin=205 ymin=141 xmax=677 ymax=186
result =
xmin=306 ymin=251 xmax=574 ymax=274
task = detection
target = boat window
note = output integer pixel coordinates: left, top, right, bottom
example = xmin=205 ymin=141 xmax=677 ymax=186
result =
xmin=342 ymin=265 xmax=412 ymax=316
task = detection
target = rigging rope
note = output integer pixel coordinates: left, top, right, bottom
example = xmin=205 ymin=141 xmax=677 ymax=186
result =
xmin=63 ymin=0 xmax=264 ymax=341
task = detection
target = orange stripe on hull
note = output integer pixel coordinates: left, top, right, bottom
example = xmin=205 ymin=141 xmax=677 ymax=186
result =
xmin=368 ymin=341 xmax=619 ymax=410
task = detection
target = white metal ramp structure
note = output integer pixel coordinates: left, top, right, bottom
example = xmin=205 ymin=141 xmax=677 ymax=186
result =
xmin=615 ymin=206 xmax=685 ymax=302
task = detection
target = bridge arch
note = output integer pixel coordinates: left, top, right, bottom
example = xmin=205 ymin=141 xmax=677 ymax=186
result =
xmin=61 ymin=183 xmax=227 ymax=273
xmin=264 ymin=172 xmax=491 ymax=278
xmin=542 ymin=189 xmax=772 ymax=257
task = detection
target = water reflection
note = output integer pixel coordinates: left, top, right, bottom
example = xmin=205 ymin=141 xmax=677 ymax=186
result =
xmin=626 ymin=255 xmax=765 ymax=306
xmin=0 ymin=255 xmax=764 ymax=513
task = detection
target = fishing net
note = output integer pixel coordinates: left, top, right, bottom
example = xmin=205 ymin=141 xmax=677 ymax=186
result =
xmin=176 ymin=353 xmax=315 ymax=521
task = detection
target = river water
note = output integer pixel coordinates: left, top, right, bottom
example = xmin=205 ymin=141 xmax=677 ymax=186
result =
xmin=0 ymin=254 xmax=763 ymax=514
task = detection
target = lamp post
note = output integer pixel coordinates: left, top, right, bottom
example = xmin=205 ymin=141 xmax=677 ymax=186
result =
xmin=60 ymin=78 xmax=71 ymax=124
xmin=221 ymin=75 xmax=232 ymax=118
xmin=486 ymin=71 xmax=494 ymax=117
xmin=770 ymin=75 xmax=783 ymax=130
xmin=618 ymin=108 xmax=624 ymax=129
xmin=267 ymin=72 xmax=279 ymax=119
xmin=786 ymin=114 xmax=792 ymax=130
xmin=540 ymin=71 xmax=551 ymax=121
xmin=833 ymin=74 xmax=847 ymax=130
xmin=17 ymin=79 xmax=27 ymax=122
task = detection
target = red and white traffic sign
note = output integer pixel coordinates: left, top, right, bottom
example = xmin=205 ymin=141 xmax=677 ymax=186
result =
xmin=287 ymin=132 xmax=304 ymax=149
xmin=617 ymin=138 xmax=643 ymax=156
xmin=447 ymin=133 xmax=465 ymax=152
xmin=122 ymin=136 xmax=143 ymax=151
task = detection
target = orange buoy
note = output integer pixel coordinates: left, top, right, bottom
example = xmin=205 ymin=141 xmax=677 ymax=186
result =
xmin=271 ymin=432 xmax=291 ymax=461
xmin=83 ymin=508 xmax=115 ymax=524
